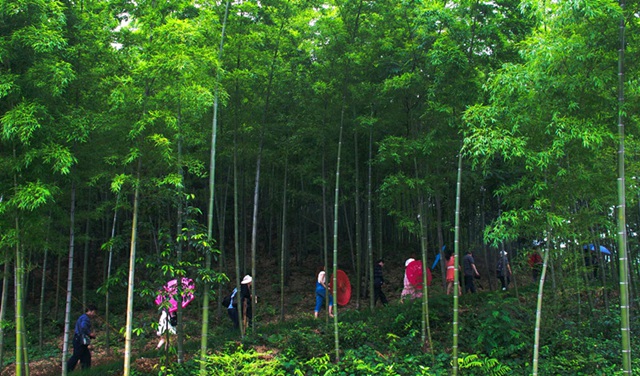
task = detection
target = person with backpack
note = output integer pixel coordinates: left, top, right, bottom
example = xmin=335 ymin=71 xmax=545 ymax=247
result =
xmin=496 ymin=251 xmax=512 ymax=291
xmin=226 ymin=275 xmax=255 ymax=330
xmin=226 ymin=287 xmax=240 ymax=328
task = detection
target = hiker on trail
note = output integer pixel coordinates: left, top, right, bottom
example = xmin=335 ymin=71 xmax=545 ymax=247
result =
xmin=156 ymin=309 xmax=177 ymax=349
xmin=240 ymin=275 xmax=254 ymax=330
xmin=226 ymin=286 xmax=240 ymax=328
xmin=67 ymin=304 xmax=97 ymax=372
xmin=314 ymin=266 xmax=333 ymax=318
xmin=463 ymin=250 xmax=480 ymax=293
xmin=401 ymin=257 xmax=421 ymax=302
xmin=446 ymin=252 xmax=461 ymax=296
xmin=373 ymin=259 xmax=388 ymax=306
xmin=153 ymin=278 xmax=195 ymax=348
xmin=528 ymin=249 xmax=543 ymax=281
xmin=227 ymin=275 xmax=255 ymax=329
xmin=496 ymin=251 xmax=512 ymax=291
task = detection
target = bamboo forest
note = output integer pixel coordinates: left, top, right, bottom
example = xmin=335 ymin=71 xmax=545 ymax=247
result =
xmin=2 ymin=0 xmax=640 ymax=375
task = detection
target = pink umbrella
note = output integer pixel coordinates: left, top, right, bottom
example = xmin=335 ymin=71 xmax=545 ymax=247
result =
xmin=405 ymin=260 xmax=432 ymax=289
xmin=155 ymin=277 xmax=195 ymax=313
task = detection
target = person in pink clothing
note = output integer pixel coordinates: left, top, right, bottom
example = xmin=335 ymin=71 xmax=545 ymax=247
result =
xmin=445 ymin=252 xmax=461 ymax=295
xmin=401 ymin=257 xmax=422 ymax=302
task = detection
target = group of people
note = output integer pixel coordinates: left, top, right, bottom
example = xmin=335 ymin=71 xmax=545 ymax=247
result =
xmin=446 ymin=250 xmax=511 ymax=294
xmin=65 ymin=249 xmax=533 ymax=372
xmin=65 ymin=274 xmax=255 ymax=373
xmin=313 ymin=250 xmax=516 ymax=320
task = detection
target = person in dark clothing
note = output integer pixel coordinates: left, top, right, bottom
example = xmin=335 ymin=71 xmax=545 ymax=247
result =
xmin=240 ymin=275 xmax=253 ymax=330
xmin=67 ymin=304 xmax=97 ymax=372
xmin=227 ymin=275 xmax=254 ymax=330
xmin=528 ymin=249 xmax=543 ymax=281
xmin=496 ymin=251 xmax=512 ymax=291
xmin=240 ymin=277 xmax=252 ymax=328
xmin=374 ymin=259 xmax=388 ymax=306
xmin=463 ymin=251 xmax=480 ymax=293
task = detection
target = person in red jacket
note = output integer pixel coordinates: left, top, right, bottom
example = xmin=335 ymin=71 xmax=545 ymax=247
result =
xmin=445 ymin=252 xmax=461 ymax=296
xmin=528 ymin=249 xmax=543 ymax=282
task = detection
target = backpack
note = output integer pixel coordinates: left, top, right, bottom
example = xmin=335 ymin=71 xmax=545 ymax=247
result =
xmin=222 ymin=288 xmax=237 ymax=309
xmin=496 ymin=257 xmax=505 ymax=277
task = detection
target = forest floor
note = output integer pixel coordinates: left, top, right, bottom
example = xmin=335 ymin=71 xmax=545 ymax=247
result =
xmin=1 ymin=254 xmax=474 ymax=376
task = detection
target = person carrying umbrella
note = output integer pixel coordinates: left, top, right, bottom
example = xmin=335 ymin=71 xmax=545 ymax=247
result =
xmin=154 ymin=278 xmax=195 ymax=348
xmin=155 ymin=308 xmax=177 ymax=349
xmin=401 ymin=257 xmax=420 ymax=302
xmin=314 ymin=267 xmax=333 ymax=318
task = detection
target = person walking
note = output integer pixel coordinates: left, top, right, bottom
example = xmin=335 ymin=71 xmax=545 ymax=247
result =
xmin=401 ymin=257 xmax=422 ymax=302
xmin=240 ymin=275 xmax=254 ymax=331
xmin=446 ymin=253 xmax=461 ymax=295
xmin=155 ymin=309 xmax=177 ymax=349
xmin=226 ymin=287 xmax=239 ymax=328
xmin=496 ymin=251 xmax=512 ymax=291
xmin=463 ymin=250 xmax=480 ymax=293
xmin=67 ymin=304 xmax=97 ymax=371
xmin=226 ymin=275 xmax=254 ymax=330
xmin=373 ymin=259 xmax=388 ymax=306
xmin=314 ymin=266 xmax=333 ymax=318
xmin=528 ymin=249 xmax=543 ymax=282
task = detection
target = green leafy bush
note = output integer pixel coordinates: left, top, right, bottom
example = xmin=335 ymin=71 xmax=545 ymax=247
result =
xmin=199 ymin=344 xmax=286 ymax=375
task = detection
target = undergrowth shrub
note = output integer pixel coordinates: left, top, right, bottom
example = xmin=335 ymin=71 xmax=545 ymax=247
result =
xmin=269 ymin=322 xmax=331 ymax=359
xmin=200 ymin=344 xmax=286 ymax=375
xmin=339 ymin=320 xmax=371 ymax=348
xmin=537 ymin=315 xmax=628 ymax=376
xmin=456 ymin=353 xmax=512 ymax=376
xmin=462 ymin=296 xmax=530 ymax=359
xmin=286 ymin=345 xmax=437 ymax=375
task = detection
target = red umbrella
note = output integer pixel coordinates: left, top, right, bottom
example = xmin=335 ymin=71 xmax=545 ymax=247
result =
xmin=329 ymin=269 xmax=351 ymax=306
xmin=406 ymin=260 xmax=432 ymax=289
xmin=155 ymin=277 xmax=196 ymax=313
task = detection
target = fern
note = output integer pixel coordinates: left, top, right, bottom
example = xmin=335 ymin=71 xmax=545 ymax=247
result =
xmin=456 ymin=353 xmax=512 ymax=376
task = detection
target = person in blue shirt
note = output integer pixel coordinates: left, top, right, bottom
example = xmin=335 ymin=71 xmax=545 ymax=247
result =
xmin=227 ymin=287 xmax=239 ymax=328
xmin=66 ymin=304 xmax=97 ymax=371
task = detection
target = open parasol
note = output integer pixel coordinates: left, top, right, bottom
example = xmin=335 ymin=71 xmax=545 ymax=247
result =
xmin=405 ymin=260 xmax=432 ymax=289
xmin=154 ymin=277 xmax=196 ymax=313
xmin=329 ymin=269 xmax=351 ymax=306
